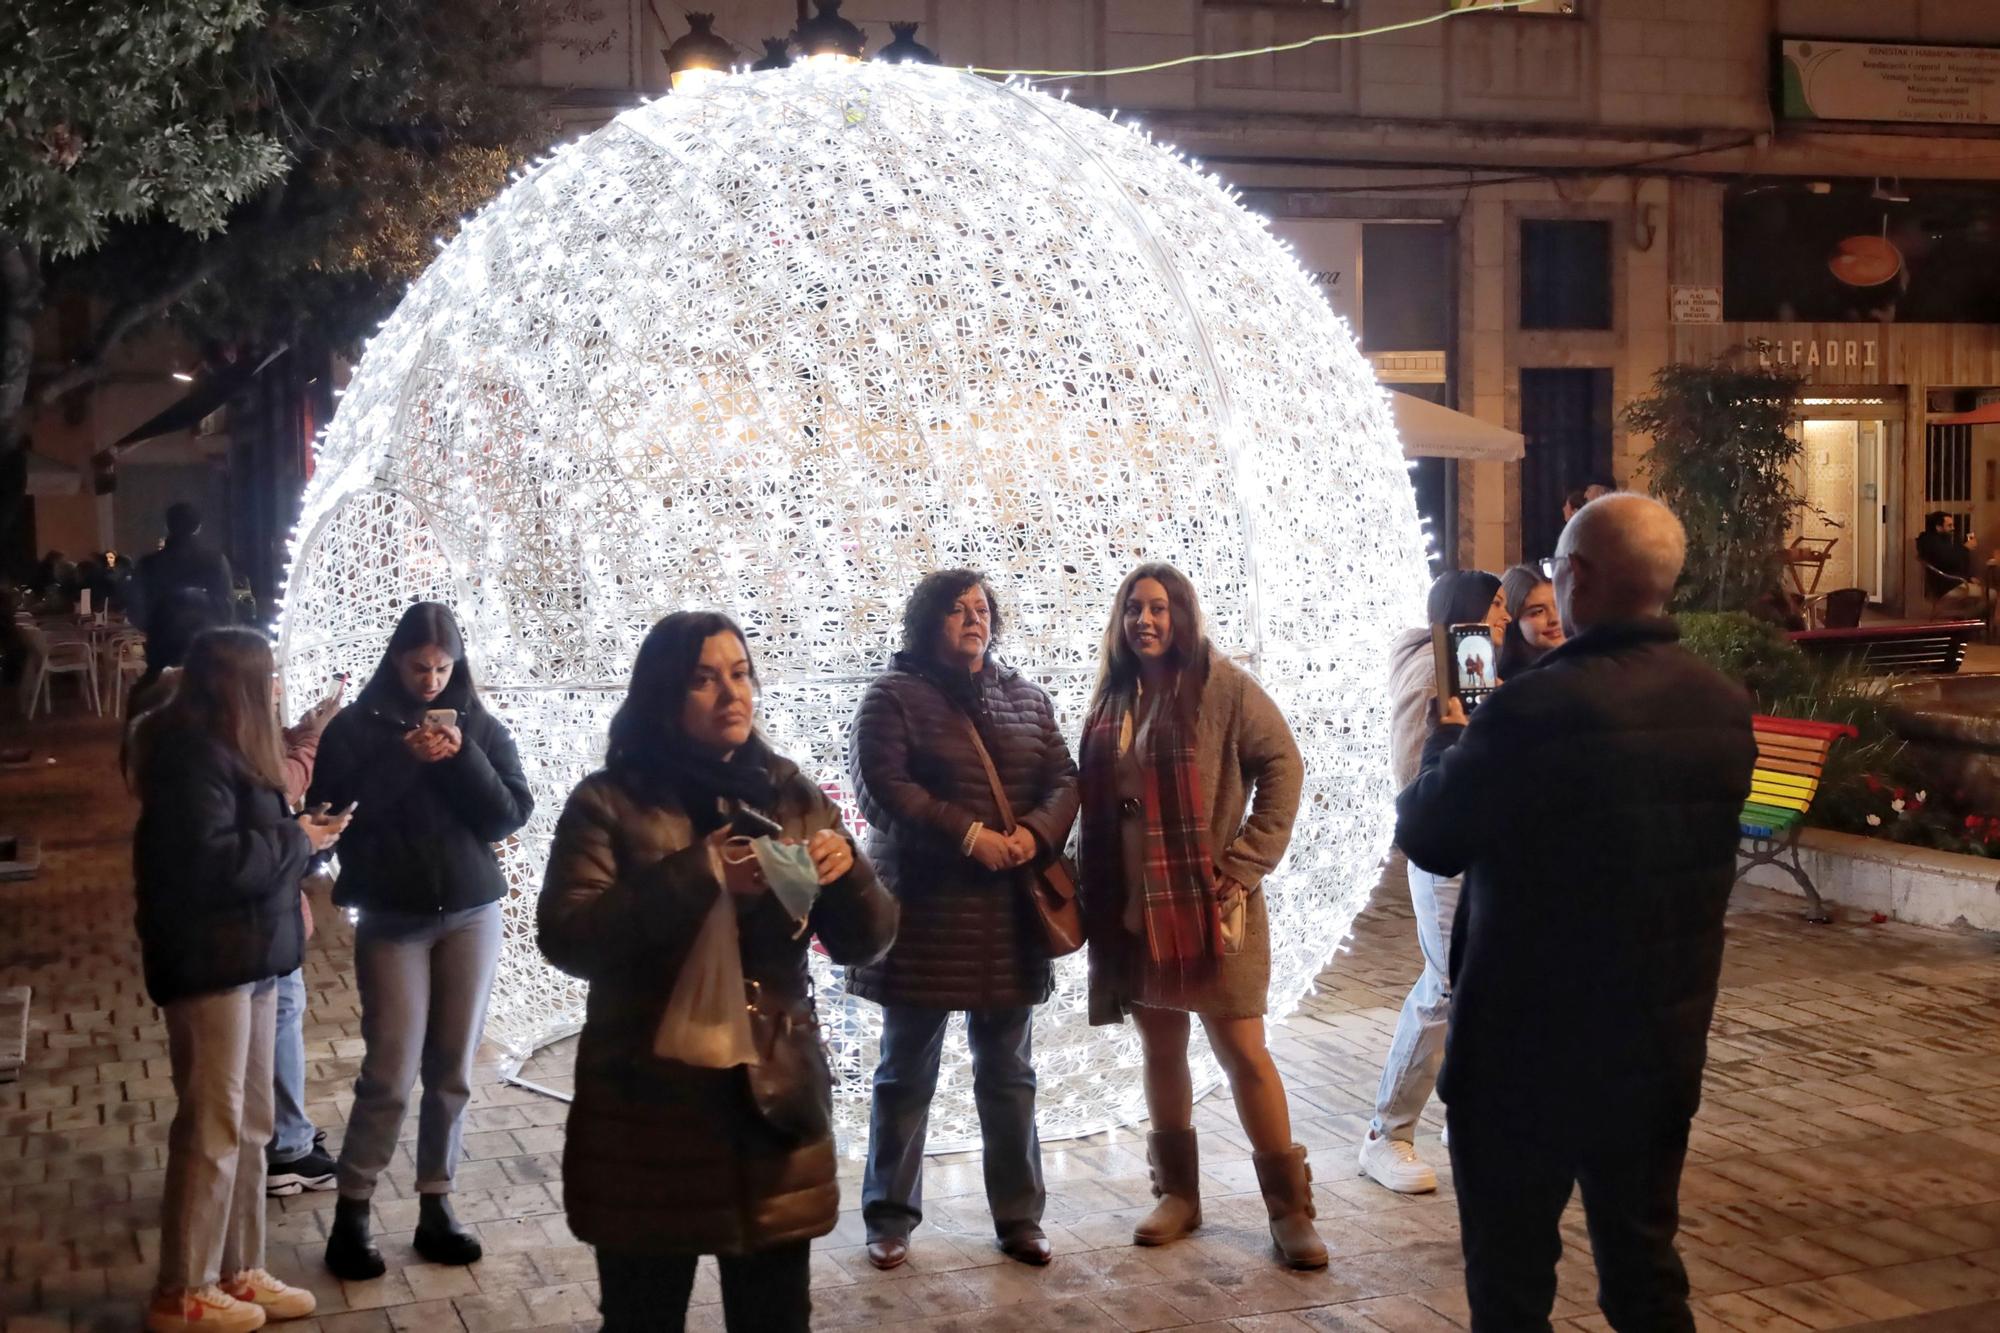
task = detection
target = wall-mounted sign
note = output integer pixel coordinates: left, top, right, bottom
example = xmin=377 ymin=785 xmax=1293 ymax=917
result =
xmin=1778 ymin=37 xmax=2000 ymax=127
xmin=1724 ymin=179 xmax=2000 ymax=324
xmin=1757 ymin=337 xmax=1880 ymax=376
xmin=1266 ymin=218 xmax=1362 ymax=329
xmin=1671 ymin=286 xmax=1722 ymax=324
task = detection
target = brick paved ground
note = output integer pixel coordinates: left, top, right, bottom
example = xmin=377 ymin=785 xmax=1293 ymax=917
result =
xmin=5 ymin=713 xmax=2000 ymax=1331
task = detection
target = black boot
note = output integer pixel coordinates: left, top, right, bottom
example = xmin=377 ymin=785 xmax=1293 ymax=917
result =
xmin=324 ymin=1195 xmax=386 ymax=1281
xmin=414 ymin=1193 xmax=483 ymax=1266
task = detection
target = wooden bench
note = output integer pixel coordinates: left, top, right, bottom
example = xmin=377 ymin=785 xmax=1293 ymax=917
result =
xmin=1788 ymin=620 xmax=1983 ymax=677
xmin=1737 ymin=715 xmax=1857 ymax=923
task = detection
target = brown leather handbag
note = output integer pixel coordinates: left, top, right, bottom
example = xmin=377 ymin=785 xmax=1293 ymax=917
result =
xmin=955 ymin=714 xmax=1086 ymax=959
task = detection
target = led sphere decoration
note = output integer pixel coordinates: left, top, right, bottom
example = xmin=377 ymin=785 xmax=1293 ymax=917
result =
xmin=280 ymin=61 xmax=1429 ymax=1151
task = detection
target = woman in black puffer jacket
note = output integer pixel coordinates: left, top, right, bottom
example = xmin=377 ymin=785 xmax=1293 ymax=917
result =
xmin=848 ymin=570 xmax=1079 ymax=1272
xmin=307 ymin=602 xmax=533 ymax=1281
xmin=130 ymin=628 xmax=341 ymax=1330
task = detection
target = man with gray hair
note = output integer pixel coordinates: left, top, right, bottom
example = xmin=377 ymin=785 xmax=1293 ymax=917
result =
xmin=1396 ymin=494 xmax=1755 ymax=1332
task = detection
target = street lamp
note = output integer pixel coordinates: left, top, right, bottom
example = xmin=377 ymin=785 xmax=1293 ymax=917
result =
xmin=792 ymin=0 xmax=866 ymax=64
xmin=662 ymin=11 xmax=736 ymax=91
xmin=873 ymin=21 xmax=938 ymax=65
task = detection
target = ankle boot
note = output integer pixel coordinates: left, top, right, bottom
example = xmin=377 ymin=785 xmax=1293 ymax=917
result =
xmin=414 ymin=1193 xmax=483 ymax=1266
xmin=1252 ymin=1144 xmax=1329 ymax=1270
xmin=1132 ymin=1128 xmax=1202 ymax=1246
xmin=324 ymin=1196 xmax=386 ymax=1281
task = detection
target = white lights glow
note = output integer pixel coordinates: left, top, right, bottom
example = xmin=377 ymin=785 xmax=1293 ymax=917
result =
xmin=278 ymin=62 xmax=1427 ymax=1151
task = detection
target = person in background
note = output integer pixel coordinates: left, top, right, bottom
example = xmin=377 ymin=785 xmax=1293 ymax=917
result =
xmin=1916 ymin=510 xmax=1980 ymax=602
xmin=1359 ymin=569 xmax=1508 ymax=1196
xmin=310 ymin=602 xmax=533 ymax=1280
xmin=128 ymin=628 xmax=347 ymax=1332
xmin=538 ymin=611 xmax=897 ymax=1332
xmin=1076 ymin=563 xmax=1323 ymax=1269
xmin=136 ymin=504 xmax=236 ymax=632
xmin=1584 ymin=478 xmax=1617 ymax=503
xmin=1496 ymin=564 xmax=1566 ymax=680
xmin=264 ymin=674 xmax=347 ymax=1197
xmin=1561 ymin=490 xmax=1588 ymax=526
xmin=848 ymin=570 xmax=1079 ymax=1272
xmin=1399 ymin=495 xmax=1755 ymax=1331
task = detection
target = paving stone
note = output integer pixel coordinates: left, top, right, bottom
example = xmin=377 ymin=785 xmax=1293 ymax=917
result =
xmin=6 ymin=714 xmax=2000 ymax=1332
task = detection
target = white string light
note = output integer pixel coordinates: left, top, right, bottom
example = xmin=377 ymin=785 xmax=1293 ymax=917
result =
xmin=279 ymin=62 xmax=1429 ymax=1151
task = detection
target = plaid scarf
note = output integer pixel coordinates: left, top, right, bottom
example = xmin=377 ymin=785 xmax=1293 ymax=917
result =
xmin=1080 ymin=690 xmax=1220 ymax=968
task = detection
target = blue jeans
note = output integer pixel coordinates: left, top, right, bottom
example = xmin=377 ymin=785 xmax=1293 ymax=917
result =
xmin=1369 ymin=864 xmax=1460 ymax=1142
xmin=336 ymin=903 xmax=501 ymax=1199
xmin=267 ymin=968 xmax=315 ymax=1162
xmin=862 ymin=1005 xmax=1044 ymax=1242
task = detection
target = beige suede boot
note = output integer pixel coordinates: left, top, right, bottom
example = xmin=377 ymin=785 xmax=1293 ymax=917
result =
xmin=1252 ymin=1144 xmax=1329 ymax=1269
xmin=1132 ymin=1128 xmax=1202 ymax=1245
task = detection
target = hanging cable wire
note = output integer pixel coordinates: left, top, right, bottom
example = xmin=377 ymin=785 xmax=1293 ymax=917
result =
xmin=971 ymin=0 xmax=1532 ymax=80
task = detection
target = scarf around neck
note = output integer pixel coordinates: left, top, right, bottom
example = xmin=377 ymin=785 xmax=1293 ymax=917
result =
xmin=1080 ymin=680 xmax=1219 ymax=971
xmin=620 ymin=737 xmax=780 ymax=834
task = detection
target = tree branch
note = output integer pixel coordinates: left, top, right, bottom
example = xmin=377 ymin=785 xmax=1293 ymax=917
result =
xmin=31 ymin=249 xmax=229 ymax=408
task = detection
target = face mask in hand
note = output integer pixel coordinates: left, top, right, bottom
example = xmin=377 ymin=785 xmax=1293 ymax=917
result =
xmin=752 ymin=836 xmax=822 ymax=936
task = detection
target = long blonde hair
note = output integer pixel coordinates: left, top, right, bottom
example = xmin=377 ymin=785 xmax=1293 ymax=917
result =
xmin=1089 ymin=562 xmax=1212 ymax=719
xmin=127 ymin=628 xmax=289 ymax=793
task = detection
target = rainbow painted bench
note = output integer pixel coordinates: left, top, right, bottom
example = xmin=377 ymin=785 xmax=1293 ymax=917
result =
xmin=1737 ymin=715 xmax=1858 ymax=923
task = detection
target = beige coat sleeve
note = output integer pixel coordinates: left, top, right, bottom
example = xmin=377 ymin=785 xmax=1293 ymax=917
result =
xmin=1216 ymin=668 xmax=1303 ymax=892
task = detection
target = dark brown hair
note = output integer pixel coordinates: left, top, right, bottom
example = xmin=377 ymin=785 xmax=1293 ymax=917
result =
xmin=127 ymin=627 xmax=288 ymax=793
xmin=365 ymin=601 xmax=477 ymax=710
xmin=1090 ymin=562 xmax=1211 ymax=718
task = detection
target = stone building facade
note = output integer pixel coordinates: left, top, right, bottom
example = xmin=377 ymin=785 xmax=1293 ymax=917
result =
xmin=540 ymin=0 xmax=2000 ymax=613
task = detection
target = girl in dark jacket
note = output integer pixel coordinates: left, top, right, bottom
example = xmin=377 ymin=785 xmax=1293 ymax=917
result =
xmin=310 ymin=602 xmax=533 ymax=1280
xmin=538 ymin=612 xmax=897 ymax=1332
xmin=130 ymin=628 xmax=344 ymax=1332
xmin=848 ymin=570 xmax=1081 ymax=1271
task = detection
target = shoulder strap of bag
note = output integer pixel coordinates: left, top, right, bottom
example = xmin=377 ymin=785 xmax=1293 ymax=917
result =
xmin=953 ymin=711 xmax=1018 ymax=833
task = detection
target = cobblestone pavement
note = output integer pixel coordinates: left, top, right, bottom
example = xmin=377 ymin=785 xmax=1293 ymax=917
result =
xmin=5 ymin=714 xmax=2000 ymax=1331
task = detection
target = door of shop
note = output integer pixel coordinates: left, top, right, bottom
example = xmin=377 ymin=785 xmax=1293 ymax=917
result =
xmin=1519 ymin=368 xmax=1613 ymax=562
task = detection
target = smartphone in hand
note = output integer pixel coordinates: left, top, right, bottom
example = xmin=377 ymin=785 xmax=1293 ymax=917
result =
xmin=422 ymin=708 xmax=458 ymax=729
xmin=1432 ymin=621 xmax=1500 ymax=712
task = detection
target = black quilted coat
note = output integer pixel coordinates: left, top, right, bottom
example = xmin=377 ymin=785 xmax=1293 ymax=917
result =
xmin=846 ymin=653 xmax=1080 ymax=1010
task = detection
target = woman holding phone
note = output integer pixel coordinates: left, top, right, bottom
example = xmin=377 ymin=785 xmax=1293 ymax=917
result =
xmin=129 ymin=628 xmax=345 ymax=1331
xmin=1075 ymin=564 xmax=1321 ymax=1268
xmin=538 ymin=612 xmax=897 ymax=1331
xmin=309 ymin=602 xmax=533 ymax=1280
xmin=1361 ymin=570 xmax=1508 ymax=1195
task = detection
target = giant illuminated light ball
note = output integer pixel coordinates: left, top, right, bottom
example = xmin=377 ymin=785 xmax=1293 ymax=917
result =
xmin=279 ymin=60 xmax=1428 ymax=1150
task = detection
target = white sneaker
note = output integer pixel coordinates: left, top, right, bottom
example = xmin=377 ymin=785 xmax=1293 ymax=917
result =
xmin=1357 ymin=1131 xmax=1438 ymax=1194
xmin=223 ymin=1269 xmax=316 ymax=1321
xmin=145 ymin=1284 xmax=268 ymax=1332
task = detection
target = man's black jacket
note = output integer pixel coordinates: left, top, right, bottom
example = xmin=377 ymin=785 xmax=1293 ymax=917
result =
xmin=1395 ymin=617 xmax=1755 ymax=1127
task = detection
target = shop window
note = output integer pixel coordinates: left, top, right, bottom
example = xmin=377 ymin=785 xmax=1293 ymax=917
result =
xmin=1520 ymin=219 xmax=1612 ymax=330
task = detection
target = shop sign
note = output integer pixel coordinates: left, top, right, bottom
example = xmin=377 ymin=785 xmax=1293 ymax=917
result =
xmin=1266 ymin=218 xmax=1362 ymax=329
xmin=1779 ymin=38 xmax=2000 ymax=127
xmin=1757 ymin=337 xmax=1880 ymax=375
xmin=1671 ymin=286 xmax=1722 ymax=324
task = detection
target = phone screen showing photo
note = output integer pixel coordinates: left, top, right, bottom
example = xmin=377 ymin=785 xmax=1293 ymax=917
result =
xmin=1449 ymin=624 xmax=1499 ymax=704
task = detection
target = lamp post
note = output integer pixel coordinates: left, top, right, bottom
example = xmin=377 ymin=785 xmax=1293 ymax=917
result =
xmin=874 ymin=22 xmax=938 ymax=65
xmin=661 ymin=10 xmax=737 ymax=91
xmin=792 ymin=0 xmax=866 ymax=64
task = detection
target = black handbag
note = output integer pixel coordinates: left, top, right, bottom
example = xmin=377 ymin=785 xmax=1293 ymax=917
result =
xmin=741 ymin=979 xmax=834 ymax=1145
